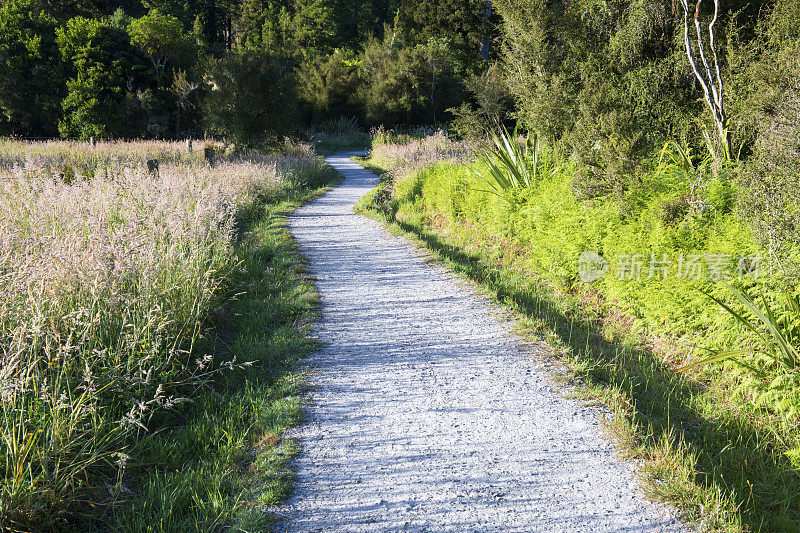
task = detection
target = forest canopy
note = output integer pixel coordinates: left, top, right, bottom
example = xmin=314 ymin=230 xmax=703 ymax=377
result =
xmin=0 ymin=0 xmax=496 ymax=143
xmin=0 ymin=0 xmax=798 ymax=196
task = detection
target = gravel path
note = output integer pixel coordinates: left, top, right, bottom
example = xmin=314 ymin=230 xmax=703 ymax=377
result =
xmin=280 ymin=153 xmax=687 ymax=532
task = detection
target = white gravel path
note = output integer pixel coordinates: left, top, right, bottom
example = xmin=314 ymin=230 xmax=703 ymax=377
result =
xmin=279 ymin=153 xmax=688 ymax=532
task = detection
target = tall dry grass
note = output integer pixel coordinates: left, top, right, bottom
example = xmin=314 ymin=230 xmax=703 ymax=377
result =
xmin=0 ymin=140 xmax=325 ymax=529
xmin=370 ymin=129 xmax=477 ymax=182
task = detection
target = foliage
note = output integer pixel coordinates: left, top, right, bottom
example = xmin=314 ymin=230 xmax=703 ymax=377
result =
xmin=493 ymin=0 xmax=724 ymax=180
xmin=237 ymin=0 xmax=294 ymax=51
xmin=292 ymin=0 xmax=339 ymax=52
xmin=204 ymin=50 xmax=299 ymax=150
xmin=57 ymin=16 xmax=148 ymax=139
xmin=396 ymin=0 xmax=493 ymax=60
xmin=680 ymin=284 xmax=800 ymax=420
xmin=470 ymin=125 xmax=556 ymax=203
xmin=128 ymin=9 xmax=187 ymax=82
xmin=319 ymin=115 xmax=359 ymax=136
xmin=170 ymin=68 xmax=199 ymax=138
xmin=0 ymin=0 xmax=64 ymax=136
xmin=357 ymin=35 xmax=465 ymax=126
xmin=728 ymin=0 xmax=800 ymax=278
xmin=448 ymin=63 xmax=512 ymax=139
xmin=297 ymin=48 xmax=361 ymax=123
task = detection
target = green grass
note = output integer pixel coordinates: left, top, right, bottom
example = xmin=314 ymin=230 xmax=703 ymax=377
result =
xmin=310 ymin=117 xmax=371 ymax=155
xmin=0 ymin=139 xmax=338 ymax=531
xmin=102 ymin=179 xmax=339 ymax=531
xmin=357 ymin=157 xmax=800 ymax=532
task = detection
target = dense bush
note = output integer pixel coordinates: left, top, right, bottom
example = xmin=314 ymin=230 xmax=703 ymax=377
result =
xmin=0 ymin=0 xmax=64 ymax=136
xmin=204 ymin=50 xmax=300 ymax=150
xmin=396 ymin=0 xmax=493 ymax=60
xmin=297 ymin=48 xmax=362 ymax=124
xmin=357 ymin=35 xmax=466 ymax=126
xmin=0 ymin=0 xmax=429 ymax=140
xmin=448 ymin=62 xmax=513 ymax=139
xmin=494 ymin=0 xmax=763 ymax=178
xmin=56 ymin=16 xmax=148 ymax=139
xmin=367 ymin=132 xmax=770 ymax=368
xmin=729 ymin=0 xmax=800 ymax=276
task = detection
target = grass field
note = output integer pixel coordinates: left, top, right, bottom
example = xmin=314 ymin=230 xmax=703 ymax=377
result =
xmin=0 ymin=140 xmax=338 ymax=531
xmin=358 ymin=134 xmax=800 ymax=532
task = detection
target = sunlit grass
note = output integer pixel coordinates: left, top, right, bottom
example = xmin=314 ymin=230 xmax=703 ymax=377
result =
xmin=0 ymin=139 xmax=337 ymax=530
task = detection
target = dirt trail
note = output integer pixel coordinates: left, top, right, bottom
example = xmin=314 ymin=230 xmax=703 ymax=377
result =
xmin=279 ymin=153 xmax=687 ymax=532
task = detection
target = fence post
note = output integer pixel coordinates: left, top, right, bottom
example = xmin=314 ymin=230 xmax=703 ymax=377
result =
xmin=146 ymin=159 xmax=159 ymax=175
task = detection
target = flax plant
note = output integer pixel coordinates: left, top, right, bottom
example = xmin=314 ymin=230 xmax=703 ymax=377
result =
xmin=469 ymin=126 xmax=558 ymax=204
xmin=679 ymin=284 xmax=800 ymax=422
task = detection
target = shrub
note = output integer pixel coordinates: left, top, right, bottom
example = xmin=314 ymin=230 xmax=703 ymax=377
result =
xmin=469 ymin=126 xmax=559 ymax=204
xmin=357 ymin=36 xmax=465 ymax=127
xmin=493 ymin=0 xmax=734 ymax=179
xmin=203 ymin=50 xmax=300 ymax=150
xmin=729 ymin=0 xmax=800 ymax=278
xmin=448 ymin=63 xmax=513 ymax=140
xmin=56 ymin=16 xmax=148 ymax=139
xmin=297 ymin=49 xmax=361 ymax=123
xmin=0 ymin=0 xmax=64 ymax=136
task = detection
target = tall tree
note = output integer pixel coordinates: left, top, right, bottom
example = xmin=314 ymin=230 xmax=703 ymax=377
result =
xmin=57 ymin=16 xmax=147 ymax=138
xmin=0 ymin=0 xmax=64 ymax=135
xmin=129 ymin=9 xmax=187 ymax=83
xmin=204 ymin=49 xmax=299 ymax=148
xmin=292 ymin=0 xmax=338 ymax=52
xmin=396 ymin=0 xmax=489 ymax=58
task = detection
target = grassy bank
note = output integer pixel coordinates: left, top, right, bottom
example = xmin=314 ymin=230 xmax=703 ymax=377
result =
xmin=358 ymin=136 xmax=800 ymax=532
xmin=0 ymin=140 xmax=338 ymax=531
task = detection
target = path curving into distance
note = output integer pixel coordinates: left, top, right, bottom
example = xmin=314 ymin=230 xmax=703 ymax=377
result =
xmin=280 ymin=152 xmax=688 ymax=532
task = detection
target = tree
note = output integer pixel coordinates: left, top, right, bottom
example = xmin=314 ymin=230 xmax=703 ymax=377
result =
xmin=237 ymin=0 xmax=288 ymax=50
xmin=57 ymin=16 xmax=146 ymax=138
xmin=30 ymin=0 xmax=146 ymax=21
xmin=678 ymin=0 xmax=730 ymax=161
xmin=297 ymin=48 xmax=361 ymax=122
xmin=396 ymin=0 xmax=490 ymax=60
xmin=448 ymin=62 xmax=512 ymax=139
xmin=357 ymin=35 xmax=464 ymax=126
xmin=129 ymin=9 xmax=186 ymax=83
xmin=171 ymin=68 xmax=199 ymax=137
xmin=292 ymin=0 xmax=338 ymax=53
xmin=0 ymin=0 xmax=64 ymax=135
xmin=204 ymin=50 xmax=299 ymax=149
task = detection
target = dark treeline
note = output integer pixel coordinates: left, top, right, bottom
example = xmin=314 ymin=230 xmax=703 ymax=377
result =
xmin=1 ymin=0 xmax=798 ymax=205
xmin=0 ymin=0 xmax=497 ymax=147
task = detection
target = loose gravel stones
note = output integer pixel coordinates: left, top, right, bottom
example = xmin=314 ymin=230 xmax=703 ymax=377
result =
xmin=280 ymin=153 xmax=688 ymax=532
